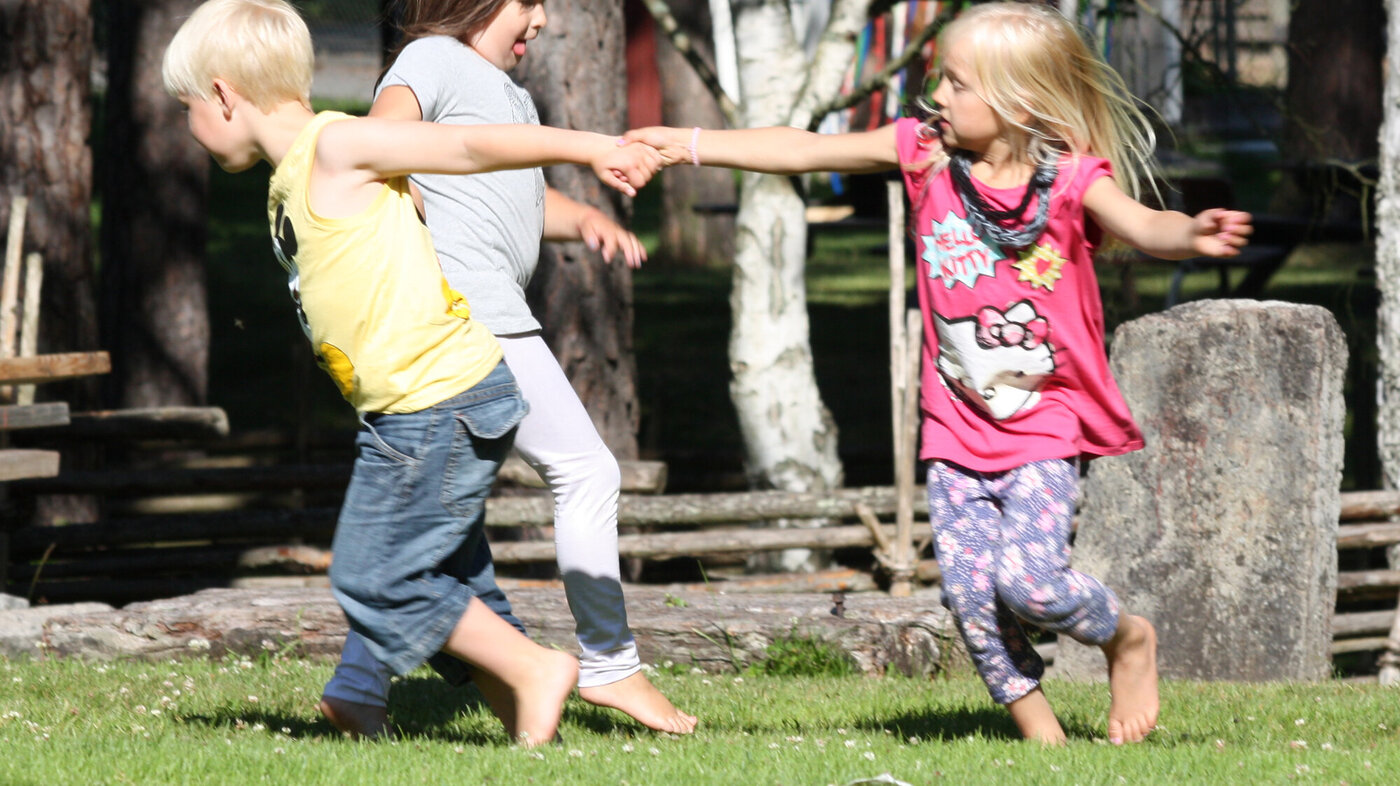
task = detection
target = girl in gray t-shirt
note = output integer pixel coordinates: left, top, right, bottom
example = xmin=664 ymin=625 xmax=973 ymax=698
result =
xmin=318 ymin=0 xmax=697 ymax=740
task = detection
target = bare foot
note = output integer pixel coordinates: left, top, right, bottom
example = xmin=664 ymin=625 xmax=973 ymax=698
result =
xmin=512 ymin=650 xmax=578 ymax=748
xmin=470 ymin=668 xmax=518 ymax=738
xmin=1006 ymin=686 xmax=1067 ymax=745
xmin=578 ymin=671 xmax=698 ymax=734
xmin=1103 ymin=614 xmax=1159 ymax=745
xmin=317 ymin=696 xmax=392 ymax=740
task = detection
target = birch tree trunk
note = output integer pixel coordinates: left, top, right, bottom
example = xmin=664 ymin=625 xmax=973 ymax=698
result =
xmin=727 ymin=0 xmax=870 ymax=570
xmin=1374 ymin=0 xmax=1400 ymax=687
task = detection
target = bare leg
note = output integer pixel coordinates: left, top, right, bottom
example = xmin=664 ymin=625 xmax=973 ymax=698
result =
xmin=317 ymin=696 xmax=392 ymax=740
xmin=442 ymin=597 xmax=578 ymax=747
xmin=1102 ymin=614 xmax=1159 ymax=745
xmin=1005 ymin=686 xmax=1067 ymax=745
xmin=579 ymin=672 xmax=698 ymax=734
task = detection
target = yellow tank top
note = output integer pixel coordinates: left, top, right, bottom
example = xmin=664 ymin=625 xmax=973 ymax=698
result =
xmin=266 ymin=111 xmax=501 ymax=414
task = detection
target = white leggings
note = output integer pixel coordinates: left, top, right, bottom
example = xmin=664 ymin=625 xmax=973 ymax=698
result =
xmin=323 ymin=332 xmax=638 ymax=706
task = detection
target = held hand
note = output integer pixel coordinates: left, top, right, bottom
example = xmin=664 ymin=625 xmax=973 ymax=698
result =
xmin=593 ymin=139 xmax=664 ymax=197
xmin=622 ymin=126 xmax=694 ymax=168
xmin=1190 ymin=208 xmax=1254 ymax=258
xmin=578 ymin=207 xmax=647 ymax=268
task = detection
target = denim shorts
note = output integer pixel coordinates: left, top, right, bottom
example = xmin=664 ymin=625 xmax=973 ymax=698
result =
xmin=329 ymin=361 xmax=528 ymax=677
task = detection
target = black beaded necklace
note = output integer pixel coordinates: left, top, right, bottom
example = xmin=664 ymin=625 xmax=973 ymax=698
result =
xmin=948 ymin=152 xmax=1057 ymax=249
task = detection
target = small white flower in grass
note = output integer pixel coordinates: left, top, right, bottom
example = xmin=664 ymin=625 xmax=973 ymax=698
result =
xmin=907 ymin=736 xmax=919 ymax=745
xmin=863 ymin=751 xmax=876 ymax=761
xmin=10 ymin=678 xmax=19 ymax=683
xmin=1380 ymin=724 xmax=1389 ymax=731
xmin=1321 ymin=742 xmax=1333 ymax=751
xmin=1294 ymin=718 xmax=1306 ymax=726
xmin=1289 ymin=740 xmax=1308 ymax=750
xmin=1049 ymin=765 xmax=1061 ymax=773
xmin=1295 ymin=764 xmax=1310 ymax=775
xmin=786 ymin=736 xmax=803 ymax=743
xmin=568 ymin=749 xmax=584 ymax=758
xmin=248 ymin=695 xmax=259 ymax=703
xmin=454 ymin=747 xmax=464 ymax=754
xmin=281 ymin=727 xmax=291 ymax=735
xmin=768 ymin=743 xmax=780 ymax=750
xmin=1215 ymin=739 xmax=1226 ymax=751
xmin=701 ymin=679 xmax=711 ymax=686
xmin=844 ymin=740 xmax=857 ymax=749
xmin=274 ymin=748 xmax=285 ymax=755
xmin=529 ymin=751 xmax=545 ymax=761
xmin=134 ymin=706 xmax=147 ymax=714
xmin=622 ymin=744 xmax=634 ymax=753
xmin=733 ymin=677 xmax=744 ymax=684
xmin=690 ymin=667 xmax=704 ymax=675
xmin=649 ymin=747 xmax=661 ymax=756
xmin=252 ymin=723 xmax=265 ymax=732
xmin=837 ymin=728 xmax=848 ymax=735
xmin=151 ymin=710 xmax=162 ymax=716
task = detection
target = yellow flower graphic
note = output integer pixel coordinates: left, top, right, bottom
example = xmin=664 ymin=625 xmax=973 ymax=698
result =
xmin=1012 ymin=243 xmax=1067 ymax=290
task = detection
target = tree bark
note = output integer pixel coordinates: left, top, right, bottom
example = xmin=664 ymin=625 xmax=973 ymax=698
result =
xmin=1 ymin=0 xmax=101 ymax=526
xmin=513 ymin=0 xmax=639 ymax=460
xmin=655 ymin=0 xmax=736 ymax=268
xmin=1375 ymin=0 xmax=1400 ymax=687
xmin=0 ymin=0 xmax=99 ymax=398
xmin=99 ymin=0 xmax=210 ymax=410
xmin=1274 ymin=0 xmax=1383 ymax=223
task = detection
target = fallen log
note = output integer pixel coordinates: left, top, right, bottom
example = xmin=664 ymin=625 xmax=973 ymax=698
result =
xmin=491 ymin=522 xmax=903 ymax=563
xmin=60 ymin=406 xmax=230 ymax=440
xmin=10 ymin=587 xmax=960 ymax=678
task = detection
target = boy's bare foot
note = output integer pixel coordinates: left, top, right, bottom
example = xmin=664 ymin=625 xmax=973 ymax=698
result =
xmin=1006 ymin=686 xmax=1067 ymax=745
xmin=578 ymin=671 xmax=698 ymax=734
xmin=470 ymin=669 xmax=518 ymax=738
xmin=317 ymin=696 xmax=392 ymax=740
xmin=512 ymin=650 xmax=579 ymax=748
xmin=1103 ymin=614 xmax=1159 ymax=745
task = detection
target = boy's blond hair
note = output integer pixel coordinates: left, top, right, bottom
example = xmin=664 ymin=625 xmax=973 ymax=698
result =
xmin=162 ymin=0 xmax=313 ymax=111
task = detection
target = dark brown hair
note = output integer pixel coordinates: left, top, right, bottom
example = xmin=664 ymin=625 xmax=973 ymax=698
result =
xmin=379 ymin=0 xmax=538 ymax=81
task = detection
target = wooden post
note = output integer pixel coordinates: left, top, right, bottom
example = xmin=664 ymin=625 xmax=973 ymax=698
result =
xmin=17 ymin=251 xmax=43 ymax=406
xmin=887 ymin=180 xmax=917 ymax=596
xmin=1 ymin=196 xmax=26 ymax=404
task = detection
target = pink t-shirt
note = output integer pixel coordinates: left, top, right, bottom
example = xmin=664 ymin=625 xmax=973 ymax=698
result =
xmin=895 ymin=117 xmax=1143 ymax=472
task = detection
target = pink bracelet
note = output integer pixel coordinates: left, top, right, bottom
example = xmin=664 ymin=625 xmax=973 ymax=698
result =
xmin=688 ymin=126 xmax=701 ymax=167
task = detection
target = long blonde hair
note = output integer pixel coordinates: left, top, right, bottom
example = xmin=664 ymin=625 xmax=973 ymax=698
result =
xmin=917 ymin=2 xmax=1160 ymax=200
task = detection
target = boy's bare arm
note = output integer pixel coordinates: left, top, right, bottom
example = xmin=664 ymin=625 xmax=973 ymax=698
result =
xmin=317 ymin=118 xmax=661 ymax=195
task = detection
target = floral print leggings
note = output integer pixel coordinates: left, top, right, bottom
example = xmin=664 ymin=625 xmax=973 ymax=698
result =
xmin=927 ymin=458 xmax=1120 ymax=704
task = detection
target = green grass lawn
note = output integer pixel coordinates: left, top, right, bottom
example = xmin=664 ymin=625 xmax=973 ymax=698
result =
xmin=2 ymin=656 xmax=1398 ymax=785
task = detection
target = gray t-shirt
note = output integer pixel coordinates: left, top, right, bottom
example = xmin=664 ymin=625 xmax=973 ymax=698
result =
xmin=377 ymin=36 xmax=547 ymax=334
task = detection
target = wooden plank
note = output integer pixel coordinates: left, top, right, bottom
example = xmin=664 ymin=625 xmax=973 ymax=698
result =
xmin=1337 ymin=521 xmax=1400 ymax=549
xmin=61 ymin=406 xmax=229 ymax=440
xmin=14 ymin=463 xmax=348 ymax=496
xmin=1339 ymin=489 xmax=1400 ymax=521
xmin=0 ymin=402 xmax=68 ymax=431
xmin=0 ymin=449 xmax=59 ymax=481
xmin=0 ymin=352 xmax=110 ymax=384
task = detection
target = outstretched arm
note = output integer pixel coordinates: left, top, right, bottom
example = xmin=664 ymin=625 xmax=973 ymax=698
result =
xmin=317 ymin=118 xmax=661 ymax=197
xmin=1084 ymin=176 xmax=1253 ymax=260
xmin=623 ymin=124 xmax=902 ymax=175
xmin=543 ymin=188 xmax=647 ymax=268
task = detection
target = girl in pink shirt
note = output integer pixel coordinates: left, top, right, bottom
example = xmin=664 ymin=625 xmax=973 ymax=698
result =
xmin=628 ymin=1 xmax=1251 ymax=745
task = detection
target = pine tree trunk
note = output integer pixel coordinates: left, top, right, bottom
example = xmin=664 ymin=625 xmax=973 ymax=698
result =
xmin=1274 ymin=0 xmax=1383 ymax=223
xmin=0 ymin=0 xmax=99 ymax=400
xmin=514 ymin=0 xmax=639 ymax=459
xmin=99 ymin=0 xmax=210 ymax=410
